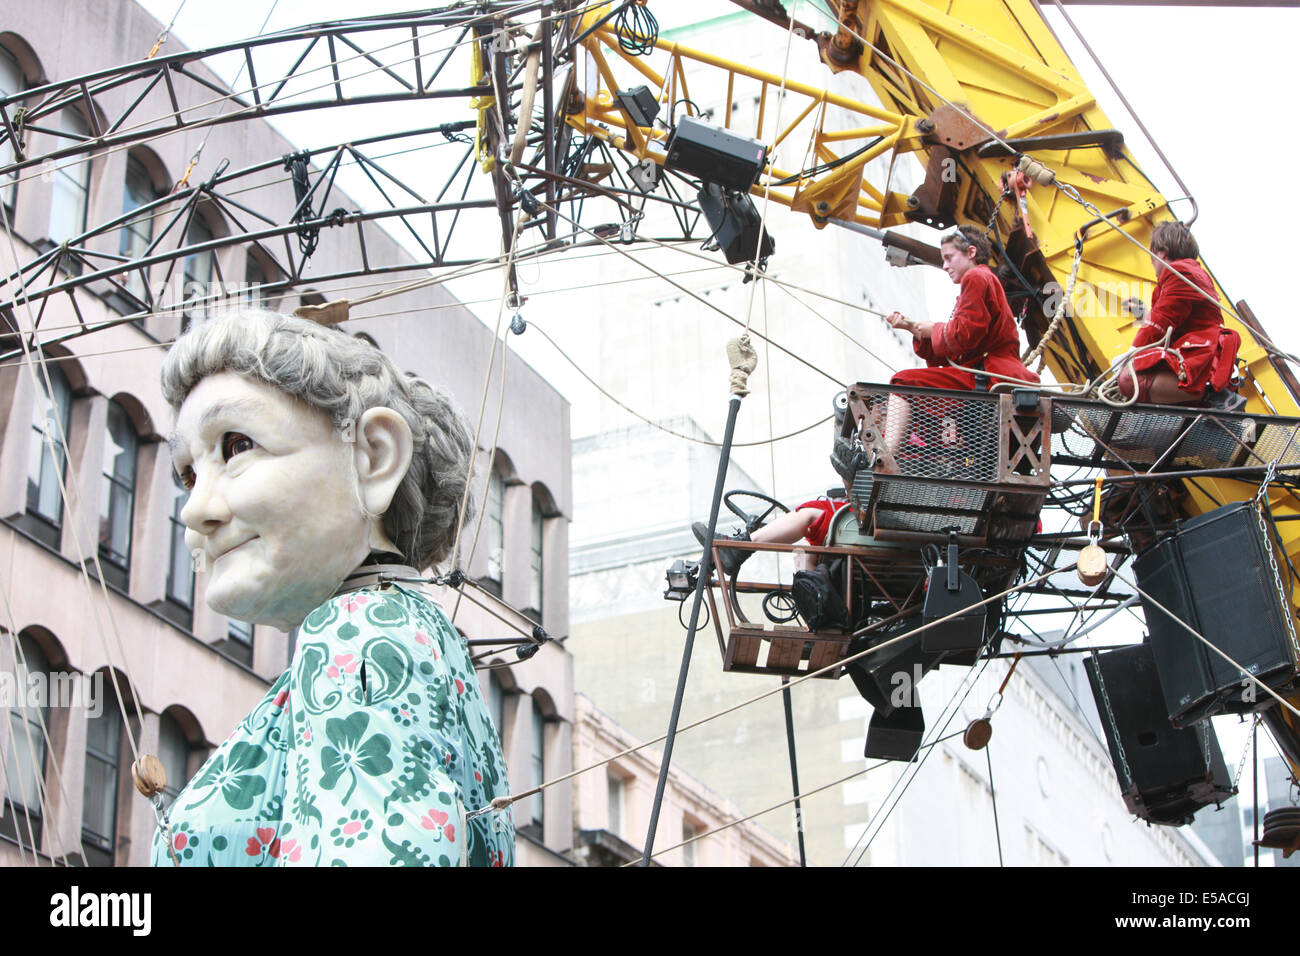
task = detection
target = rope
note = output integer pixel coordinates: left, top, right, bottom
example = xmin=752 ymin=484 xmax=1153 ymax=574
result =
xmin=1023 ymin=237 xmax=1083 ymax=370
xmin=844 ymin=638 xmax=999 ymax=865
xmin=467 ymin=562 xmax=1070 ymax=821
xmin=527 ymin=321 xmax=833 ymax=447
xmin=740 ymin=4 xmax=800 ymax=333
xmin=1112 ymin=567 xmax=1300 ymax=720
xmin=524 ymin=189 xmax=845 ymax=390
xmin=803 ymin=0 xmax=1300 ymax=374
xmin=147 ymin=0 xmax=189 ymax=59
xmin=0 ymin=4 xmax=571 ymax=193
xmin=448 ymin=211 xmax=528 ymax=621
xmin=0 ymin=192 xmax=151 ymax=798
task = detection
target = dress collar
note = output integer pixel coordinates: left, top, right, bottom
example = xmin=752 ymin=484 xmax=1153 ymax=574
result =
xmin=332 ymin=552 xmax=425 ymax=597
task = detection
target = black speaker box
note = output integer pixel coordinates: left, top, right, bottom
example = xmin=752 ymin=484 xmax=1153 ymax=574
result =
xmin=697 ymin=183 xmax=775 ymax=266
xmin=665 ymin=116 xmax=767 ymax=191
xmin=865 ymin=704 xmax=924 ymax=762
xmin=1134 ymin=501 xmax=1300 ymax=726
xmin=920 ymin=565 xmax=986 ymax=653
xmin=1085 ymin=643 xmax=1234 ymax=826
xmin=845 ymin=619 xmax=944 ymax=717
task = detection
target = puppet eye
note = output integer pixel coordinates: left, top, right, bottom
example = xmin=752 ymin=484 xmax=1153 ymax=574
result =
xmin=221 ymin=432 xmax=255 ymax=461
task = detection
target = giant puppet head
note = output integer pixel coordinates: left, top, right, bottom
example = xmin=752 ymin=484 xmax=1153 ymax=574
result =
xmin=161 ymin=310 xmax=475 ymax=631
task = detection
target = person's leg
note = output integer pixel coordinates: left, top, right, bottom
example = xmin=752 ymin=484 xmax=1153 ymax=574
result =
xmin=693 ymin=507 xmax=822 ymax=577
xmin=750 ymin=508 xmax=818 ymax=547
xmin=1144 ymin=369 xmax=1203 ymax=405
xmin=1119 ymin=366 xmax=1202 ymax=405
xmin=882 ymin=393 xmax=910 ymax=463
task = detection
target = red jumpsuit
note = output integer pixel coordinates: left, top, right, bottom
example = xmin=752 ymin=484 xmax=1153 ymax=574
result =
xmin=796 ymin=499 xmax=848 ymax=547
xmin=890 ymin=264 xmax=1039 ymax=389
xmin=1130 ymin=258 xmax=1238 ymax=398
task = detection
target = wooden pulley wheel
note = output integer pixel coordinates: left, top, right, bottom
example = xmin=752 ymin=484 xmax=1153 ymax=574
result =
xmin=132 ymin=754 xmax=167 ymax=798
xmin=963 ymin=717 xmax=993 ymax=750
xmin=1077 ymin=543 xmax=1109 ymax=587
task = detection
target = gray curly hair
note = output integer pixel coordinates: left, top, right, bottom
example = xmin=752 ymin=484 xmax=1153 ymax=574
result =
xmin=160 ymin=309 xmax=475 ymax=569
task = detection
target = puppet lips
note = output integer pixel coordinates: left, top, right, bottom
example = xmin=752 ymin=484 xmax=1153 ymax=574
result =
xmin=212 ymin=537 xmax=258 ymax=562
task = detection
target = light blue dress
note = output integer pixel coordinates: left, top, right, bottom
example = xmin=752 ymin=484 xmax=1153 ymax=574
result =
xmin=151 ymin=584 xmax=514 ymax=866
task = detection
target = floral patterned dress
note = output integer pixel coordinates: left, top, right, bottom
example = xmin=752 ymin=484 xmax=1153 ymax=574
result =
xmin=150 ymin=584 xmax=514 ymax=866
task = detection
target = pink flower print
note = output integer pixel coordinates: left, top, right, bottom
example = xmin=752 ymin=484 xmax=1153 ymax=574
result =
xmin=340 ymin=594 xmax=370 ymax=613
xmin=302 ymin=728 xmax=312 ymax=743
xmin=492 ymin=850 xmax=504 ymax=868
xmin=173 ymin=832 xmax=188 ymax=852
xmin=443 ymin=823 xmax=455 ymax=842
xmin=421 ymin=809 xmax=449 ymax=830
xmin=246 ymin=827 xmax=276 ymax=857
xmin=474 ymin=770 xmax=482 ymax=783
xmin=342 ymin=819 xmax=363 ymax=837
xmin=414 ymin=631 xmax=432 ymax=649
xmin=454 ymin=678 xmax=465 ymax=695
xmin=326 ymin=653 xmax=359 ymax=679
xmin=272 ymin=838 xmax=302 ymax=863
xmin=273 ymin=689 xmax=289 ymax=709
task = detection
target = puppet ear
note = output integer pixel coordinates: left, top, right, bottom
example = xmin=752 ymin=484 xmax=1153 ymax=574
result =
xmin=351 ymin=407 xmax=414 ymax=517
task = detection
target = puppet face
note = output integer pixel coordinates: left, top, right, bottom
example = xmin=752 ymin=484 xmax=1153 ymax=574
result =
xmin=170 ymin=371 xmax=370 ymax=631
xmin=940 ymin=240 xmax=978 ymax=284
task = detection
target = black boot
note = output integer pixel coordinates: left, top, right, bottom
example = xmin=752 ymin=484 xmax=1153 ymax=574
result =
xmin=792 ymin=564 xmax=848 ymax=631
xmin=692 ymin=521 xmax=751 ymax=577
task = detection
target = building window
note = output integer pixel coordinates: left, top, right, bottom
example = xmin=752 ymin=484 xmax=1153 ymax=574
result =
xmin=47 ymin=109 xmax=91 ymax=246
xmin=487 ymin=672 xmax=505 ymax=736
xmin=243 ymin=253 xmax=265 ymax=306
xmin=165 ymin=470 xmax=194 ymax=615
xmin=26 ymin=363 xmax=72 ymax=532
xmin=182 ymin=216 xmax=214 ymax=331
xmin=119 ymin=155 xmax=162 ymax=302
xmin=528 ymin=498 xmax=544 ymax=617
xmin=682 ymin=819 xmax=701 ymax=867
xmin=222 ymin=619 xmax=254 ymax=666
xmin=0 ymin=47 xmax=24 ymax=211
xmin=82 ymin=680 xmax=123 ymax=866
xmin=486 ymin=469 xmax=504 ymax=589
xmin=1 ymin=632 xmax=51 ymax=849
xmin=98 ymin=401 xmax=137 ymax=576
xmin=607 ymin=772 xmax=625 ymax=839
xmin=530 ymin=699 xmax=545 ymax=832
xmin=156 ymin=713 xmax=191 ymax=804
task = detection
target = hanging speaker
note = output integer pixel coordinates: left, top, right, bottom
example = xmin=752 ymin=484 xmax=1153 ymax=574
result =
xmin=1085 ymin=643 xmax=1234 ymax=826
xmin=1135 ymin=501 xmax=1300 ymax=727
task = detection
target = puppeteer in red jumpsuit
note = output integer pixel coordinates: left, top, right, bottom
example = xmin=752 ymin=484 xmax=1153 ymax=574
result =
xmin=1127 ymin=257 xmax=1239 ymax=401
xmin=890 ymin=264 xmax=1039 ymax=390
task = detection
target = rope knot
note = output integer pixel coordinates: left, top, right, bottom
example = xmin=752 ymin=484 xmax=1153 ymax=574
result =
xmin=726 ymin=333 xmax=758 ymax=397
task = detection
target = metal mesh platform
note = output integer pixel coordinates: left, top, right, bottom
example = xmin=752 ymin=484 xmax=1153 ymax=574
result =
xmin=841 ymin=383 xmax=1051 ymax=545
xmin=1051 ymin=397 xmax=1294 ymax=471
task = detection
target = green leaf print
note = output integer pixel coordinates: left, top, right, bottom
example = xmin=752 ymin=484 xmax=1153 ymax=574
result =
xmin=301 ymin=600 xmax=339 ymax=633
xmin=186 ymin=741 xmax=268 ymax=811
xmin=385 ymin=737 xmax=434 ymax=808
xmin=365 ymin=596 xmax=410 ymax=629
xmin=296 ymin=643 xmax=343 ymax=715
xmin=382 ymin=830 xmax=433 ymax=867
xmin=358 ymin=637 xmax=412 ymax=704
xmin=292 ymin=754 xmax=323 ymax=826
xmin=319 ymin=711 xmax=393 ymax=804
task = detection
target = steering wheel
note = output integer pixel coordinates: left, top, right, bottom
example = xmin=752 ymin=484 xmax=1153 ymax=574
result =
xmin=724 ymin=490 xmax=789 ymax=534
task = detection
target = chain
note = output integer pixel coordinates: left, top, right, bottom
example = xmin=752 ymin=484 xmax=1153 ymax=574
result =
xmin=983 ymin=190 xmax=1008 ymax=238
xmin=1201 ymin=720 xmax=1212 ymax=773
xmin=1252 ymin=458 xmax=1300 ymax=660
xmin=151 ymin=793 xmax=181 ymax=867
xmin=1090 ymin=648 xmax=1131 ymax=786
xmin=1232 ymin=717 xmax=1259 ymax=790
